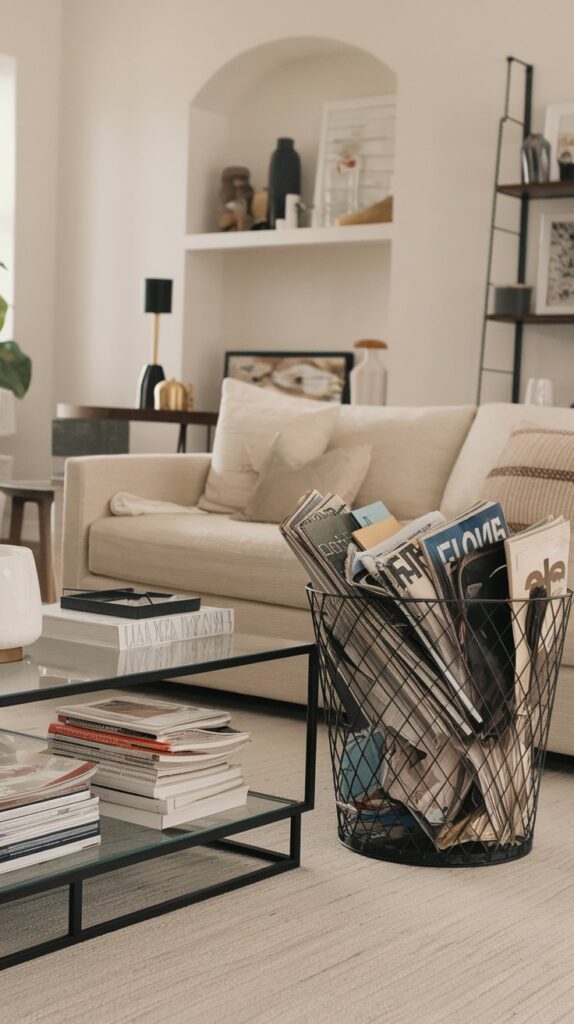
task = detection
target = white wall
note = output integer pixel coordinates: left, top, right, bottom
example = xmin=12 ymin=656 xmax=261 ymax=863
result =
xmin=0 ymin=0 xmax=61 ymax=477
xmin=50 ymin=0 xmax=574 ymax=462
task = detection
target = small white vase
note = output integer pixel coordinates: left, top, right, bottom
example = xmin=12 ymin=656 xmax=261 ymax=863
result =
xmin=350 ymin=346 xmax=388 ymax=405
xmin=0 ymin=546 xmax=42 ymax=662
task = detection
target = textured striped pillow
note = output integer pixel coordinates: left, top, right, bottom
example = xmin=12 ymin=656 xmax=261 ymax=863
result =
xmin=481 ymin=426 xmax=574 ymax=533
xmin=481 ymin=425 xmax=574 ymax=665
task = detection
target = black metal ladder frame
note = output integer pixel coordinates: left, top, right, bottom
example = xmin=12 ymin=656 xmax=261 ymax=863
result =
xmin=477 ymin=56 xmax=534 ymax=404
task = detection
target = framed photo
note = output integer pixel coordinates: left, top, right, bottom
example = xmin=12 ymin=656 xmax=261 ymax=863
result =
xmin=224 ymin=351 xmax=353 ymax=403
xmin=535 ymin=213 xmax=574 ymax=314
xmin=544 ymin=102 xmax=574 ymax=180
xmin=312 ymin=95 xmax=396 ymax=227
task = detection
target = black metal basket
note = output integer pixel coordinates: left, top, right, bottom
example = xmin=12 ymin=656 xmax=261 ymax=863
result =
xmin=307 ymin=586 xmax=572 ymax=868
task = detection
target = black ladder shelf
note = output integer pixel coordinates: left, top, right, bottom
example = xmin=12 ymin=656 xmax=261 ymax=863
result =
xmin=477 ymin=57 xmax=574 ymax=404
xmin=477 ymin=56 xmax=533 ymax=404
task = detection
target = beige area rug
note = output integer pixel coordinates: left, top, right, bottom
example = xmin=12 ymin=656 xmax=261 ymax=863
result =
xmin=1 ymin=686 xmax=574 ymax=1024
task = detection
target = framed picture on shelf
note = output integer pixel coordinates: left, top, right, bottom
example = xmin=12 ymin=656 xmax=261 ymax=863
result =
xmin=224 ymin=351 xmax=353 ymax=403
xmin=544 ymin=102 xmax=574 ymax=180
xmin=535 ymin=213 xmax=574 ymax=315
xmin=312 ymin=95 xmax=396 ymax=227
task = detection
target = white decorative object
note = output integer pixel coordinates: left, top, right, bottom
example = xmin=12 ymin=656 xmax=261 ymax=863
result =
xmin=284 ymin=194 xmax=300 ymax=228
xmin=0 ymin=546 xmax=42 ymax=662
xmin=349 ymin=340 xmax=388 ymax=406
xmin=524 ymin=378 xmax=554 ymax=406
xmin=0 ymin=388 xmax=16 ymax=436
xmin=543 ymin=102 xmax=574 ymax=180
xmin=535 ymin=213 xmax=574 ymax=315
xmin=312 ymin=95 xmax=396 ymax=228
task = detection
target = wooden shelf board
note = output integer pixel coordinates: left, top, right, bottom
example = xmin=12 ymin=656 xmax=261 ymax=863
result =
xmin=497 ymin=181 xmax=574 ymax=199
xmin=487 ymin=313 xmax=574 ymax=325
xmin=184 ymin=223 xmax=393 ymax=252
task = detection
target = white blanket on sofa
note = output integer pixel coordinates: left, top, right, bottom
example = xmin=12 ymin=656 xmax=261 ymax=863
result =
xmin=110 ymin=491 xmax=207 ymax=517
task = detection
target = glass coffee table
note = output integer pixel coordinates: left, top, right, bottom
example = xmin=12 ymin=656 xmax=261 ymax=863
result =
xmin=0 ymin=632 xmax=318 ymax=970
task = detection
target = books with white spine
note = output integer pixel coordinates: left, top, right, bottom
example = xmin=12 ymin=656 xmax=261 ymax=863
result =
xmin=42 ymin=604 xmax=235 ymax=649
xmin=92 ymin=765 xmax=243 ymax=813
xmin=98 ymin=784 xmax=249 ymax=830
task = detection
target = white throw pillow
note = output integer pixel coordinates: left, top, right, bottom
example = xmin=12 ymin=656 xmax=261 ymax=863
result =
xmin=199 ymin=378 xmax=340 ymax=513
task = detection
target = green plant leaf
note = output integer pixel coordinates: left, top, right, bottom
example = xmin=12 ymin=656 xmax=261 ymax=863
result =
xmin=0 ymin=296 xmax=7 ymax=334
xmin=0 ymin=341 xmax=32 ymax=398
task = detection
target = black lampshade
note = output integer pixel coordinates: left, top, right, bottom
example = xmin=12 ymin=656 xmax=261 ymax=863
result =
xmin=144 ymin=278 xmax=173 ymax=314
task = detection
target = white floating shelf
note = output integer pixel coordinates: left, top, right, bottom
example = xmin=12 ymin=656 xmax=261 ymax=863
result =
xmin=184 ymin=223 xmax=393 ymax=252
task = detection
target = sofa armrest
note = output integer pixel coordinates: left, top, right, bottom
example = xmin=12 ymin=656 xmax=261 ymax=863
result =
xmin=61 ymin=453 xmax=211 ymax=589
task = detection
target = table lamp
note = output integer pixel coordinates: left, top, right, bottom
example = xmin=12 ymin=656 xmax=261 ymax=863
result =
xmin=136 ymin=278 xmax=173 ymax=409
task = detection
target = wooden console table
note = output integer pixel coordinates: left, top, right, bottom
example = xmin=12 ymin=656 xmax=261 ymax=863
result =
xmin=56 ymin=405 xmax=219 ymax=453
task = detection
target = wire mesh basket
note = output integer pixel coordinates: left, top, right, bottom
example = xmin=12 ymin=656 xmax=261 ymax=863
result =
xmin=307 ymin=585 xmax=572 ymax=867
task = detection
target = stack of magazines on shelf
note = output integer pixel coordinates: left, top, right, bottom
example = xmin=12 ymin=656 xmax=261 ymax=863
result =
xmin=280 ymin=492 xmax=571 ymax=851
xmin=0 ymin=751 xmax=99 ymax=874
xmin=48 ymin=696 xmax=250 ymax=830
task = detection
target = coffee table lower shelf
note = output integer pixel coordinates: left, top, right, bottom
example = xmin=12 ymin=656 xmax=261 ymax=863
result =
xmin=0 ymin=790 xmax=305 ymax=970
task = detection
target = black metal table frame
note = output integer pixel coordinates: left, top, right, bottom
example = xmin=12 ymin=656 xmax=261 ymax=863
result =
xmin=0 ymin=642 xmax=318 ymax=970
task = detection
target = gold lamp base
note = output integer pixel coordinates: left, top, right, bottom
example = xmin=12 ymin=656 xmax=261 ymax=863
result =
xmin=0 ymin=647 xmax=23 ymax=664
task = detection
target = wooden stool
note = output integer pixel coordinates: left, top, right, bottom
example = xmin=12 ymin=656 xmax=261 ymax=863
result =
xmin=0 ymin=480 xmax=56 ymax=603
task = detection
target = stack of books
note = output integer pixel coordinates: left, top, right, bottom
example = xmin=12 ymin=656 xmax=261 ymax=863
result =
xmin=0 ymin=751 xmax=99 ymax=874
xmin=47 ymin=696 xmax=250 ymax=830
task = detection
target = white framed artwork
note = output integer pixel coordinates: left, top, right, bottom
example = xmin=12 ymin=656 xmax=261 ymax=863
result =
xmin=535 ymin=213 xmax=574 ymax=314
xmin=543 ymin=102 xmax=574 ymax=180
xmin=312 ymin=95 xmax=396 ymax=227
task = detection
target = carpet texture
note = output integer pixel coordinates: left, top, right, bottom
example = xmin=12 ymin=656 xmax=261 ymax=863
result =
xmin=1 ymin=686 xmax=573 ymax=1024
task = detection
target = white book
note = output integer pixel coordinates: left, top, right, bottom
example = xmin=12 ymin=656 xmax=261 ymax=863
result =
xmin=92 ymin=767 xmax=242 ymax=813
xmin=47 ymin=740 xmax=229 ymax=777
xmin=56 ymin=695 xmax=232 ymax=737
xmin=99 ymin=784 xmax=249 ymax=830
xmin=93 ymin=764 xmax=236 ymax=798
xmin=0 ymin=789 xmax=91 ymax=823
xmin=42 ymin=604 xmax=235 ymax=649
xmin=0 ymin=834 xmax=101 ymax=875
xmin=0 ymin=797 xmax=100 ymax=846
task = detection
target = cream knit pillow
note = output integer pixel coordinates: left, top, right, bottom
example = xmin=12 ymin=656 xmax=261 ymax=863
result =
xmin=481 ymin=425 xmax=574 ymax=664
xmin=199 ymin=378 xmax=340 ymax=514
xmin=239 ymin=442 xmax=372 ymax=524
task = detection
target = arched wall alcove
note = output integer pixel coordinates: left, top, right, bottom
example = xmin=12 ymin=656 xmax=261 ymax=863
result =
xmin=182 ymin=36 xmax=397 ymax=411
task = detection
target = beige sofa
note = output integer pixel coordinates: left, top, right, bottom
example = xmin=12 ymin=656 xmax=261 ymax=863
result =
xmin=61 ymin=401 xmax=574 ymax=756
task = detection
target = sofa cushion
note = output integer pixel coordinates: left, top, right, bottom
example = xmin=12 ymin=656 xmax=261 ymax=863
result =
xmin=330 ymin=404 xmax=476 ymax=520
xmin=89 ymin=513 xmax=309 ymax=610
xmin=198 ymin=378 xmax=340 ymax=514
xmin=441 ymin=403 xmax=574 ymax=519
xmin=240 ymin=443 xmax=372 ymax=523
xmin=480 ymin=424 xmax=574 ymax=667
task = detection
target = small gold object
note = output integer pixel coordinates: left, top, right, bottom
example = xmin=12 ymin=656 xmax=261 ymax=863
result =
xmin=154 ymin=378 xmax=187 ymax=411
xmin=185 ymin=384 xmax=194 ymax=411
xmin=336 ymin=196 xmax=393 ymax=226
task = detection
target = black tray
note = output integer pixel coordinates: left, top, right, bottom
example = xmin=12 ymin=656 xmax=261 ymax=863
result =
xmin=60 ymin=588 xmax=201 ymax=619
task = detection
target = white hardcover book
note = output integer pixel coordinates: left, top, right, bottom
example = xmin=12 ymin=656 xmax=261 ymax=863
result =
xmin=0 ymin=798 xmax=100 ymax=847
xmin=0 ymin=834 xmax=101 ymax=875
xmin=99 ymin=784 xmax=249 ymax=830
xmin=92 ymin=766 xmax=242 ymax=813
xmin=42 ymin=604 xmax=235 ymax=649
xmin=0 ymin=789 xmax=91 ymax=823
xmin=93 ymin=763 xmax=236 ymax=798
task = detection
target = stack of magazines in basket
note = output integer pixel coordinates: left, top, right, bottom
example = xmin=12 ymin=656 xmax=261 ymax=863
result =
xmin=280 ymin=493 xmax=571 ymax=850
xmin=48 ymin=696 xmax=250 ymax=830
xmin=0 ymin=751 xmax=99 ymax=874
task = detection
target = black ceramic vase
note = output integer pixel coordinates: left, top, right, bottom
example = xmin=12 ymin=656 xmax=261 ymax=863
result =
xmin=268 ymin=138 xmax=301 ymax=228
xmin=137 ymin=363 xmax=165 ymax=409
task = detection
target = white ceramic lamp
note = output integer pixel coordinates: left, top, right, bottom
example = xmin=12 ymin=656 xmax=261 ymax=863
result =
xmin=0 ymin=546 xmax=42 ymax=663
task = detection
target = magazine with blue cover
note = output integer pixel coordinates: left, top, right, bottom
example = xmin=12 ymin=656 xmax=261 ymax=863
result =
xmin=419 ymin=501 xmax=509 ymax=606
